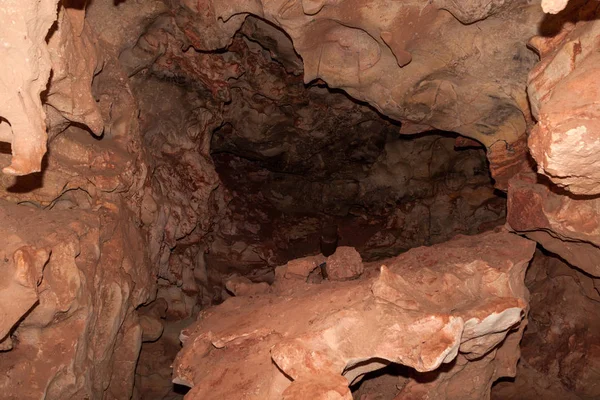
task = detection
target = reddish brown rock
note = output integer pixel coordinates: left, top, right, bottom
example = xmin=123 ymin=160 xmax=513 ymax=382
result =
xmin=173 ymin=0 xmax=544 ymax=188
xmin=0 ymin=1 xmax=597 ymax=399
xmin=173 ymin=231 xmax=535 ymax=400
xmin=507 ymin=172 xmax=600 ymax=277
xmin=493 ymin=251 xmax=600 ymax=399
xmin=0 ymin=199 xmax=150 ymax=399
xmin=325 ymin=246 xmax=364 ymax=281
xmin=486 ymin=136 xmax=533 ymax=191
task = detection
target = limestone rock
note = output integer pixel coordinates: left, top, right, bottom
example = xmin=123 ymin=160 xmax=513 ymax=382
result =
xmin=325 ymin=246 xmax=364 ymax=281
xmin=46 ymin=1 xmax=105 ymax=136
xmin=0 ymin=0 xmax=60 ymax=175
xmin=173 ymin=231 xmax=535 ymax=400
xmin=282 ymin=255 xmax=326 ymax=280
xmin=174 ymin=0 xmax=544 ymax=188
xmin=493 ymin=251 xmax=600 ymax=399
xmin=225 ymin=275 xmax=271 ymax=296
xmin=0 ymin=245 xmax=49 ymax=342
xmin=528 ymin=4 xmax=600 ymax=195
xmin=0 ymin=200 xmax=149 ymax=399
xmin=507 ymin=172 xmax=600 ymax=277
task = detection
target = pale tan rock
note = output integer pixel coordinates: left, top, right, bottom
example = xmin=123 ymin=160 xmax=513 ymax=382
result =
xmin=541 ymin=0 xmax=570 ymax=14
xmin=528 ymin=6 xmax=600 ymax=195
xmin=225 ymin=275 xmax=271 ymax=296
xmin=46 ymin=2 xmax=104 ymax=136
xmin=284 ymin=255 xmax=326 ymax=279
xmin=0 ymin=0 xmax=60 ymax=175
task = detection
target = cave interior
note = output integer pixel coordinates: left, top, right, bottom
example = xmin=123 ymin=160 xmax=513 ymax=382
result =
xmin=1 ymin=0 xmax=600 ymax=399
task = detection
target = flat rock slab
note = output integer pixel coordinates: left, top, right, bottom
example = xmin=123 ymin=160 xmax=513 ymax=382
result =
xmin=174 ymin=230 xmax=535 ymax=400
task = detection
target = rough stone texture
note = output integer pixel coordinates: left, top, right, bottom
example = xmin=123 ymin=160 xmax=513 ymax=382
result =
xmin=225 ymin=275 xmax=271 ymax=296
xmin=507 ymin=172 xmax=600 ymax=277
xmin=134 ymin=318 xmax=193 ymax=400
xmin=492 ymin=250 xmax=600 ymax=399
xmin=0 ymin=0 xmax=60 ymax=175
xmin=283 ymin=255 xmax=327 ymax=280
xmin=173 ymin=0 xmax=544 ymax=189
xmin=325 ymin=246 xmax=363 ymax=281
xmin=213 ymin=133 xmax=506 ymax=270
xmin=0 ymin=1 xmax=155 ymax=397
xmin=173 ymin=231 xmax=535 ymax=400
xmin=45 ymin=1 xmax=104 ymax=137
xmin=105 ymin=3 xmax=508 ymax=316
xmin=527 ymin=2 xmax=600 ymax=195
xmin=0 ymin=199 xmax=149 ymax=399
xmin=0 ymin=1 xmax=599 ymax=399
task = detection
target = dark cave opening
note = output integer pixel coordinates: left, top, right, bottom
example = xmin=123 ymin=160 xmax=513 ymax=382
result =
xmin=128 ymin=25 xmax=509 ymax=396
xmin=209 ymin=128 xmax=506 ymax=267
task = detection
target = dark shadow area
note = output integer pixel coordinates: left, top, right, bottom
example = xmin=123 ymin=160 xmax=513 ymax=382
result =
xmin=492 ymin=374 xmax=516 ymax=387
xmin=538 ymin=0 xmax=600 ymax=37
xmin=0 ymin=141 xmax=11 ymax=155
xmin=172 ymin=384 xmax=190 ymax=395
xmin=536 ymin=172 xmax=600 ymax=200
xmin=536 ymin=243 xmax=600 ymax=280
xmin=6 ymin=152 xmax=49 ymax=194
xmin=350 ymin=361 xmax=413 ymax=386
xmin=411 ymin=357 xmax=457 ymax=384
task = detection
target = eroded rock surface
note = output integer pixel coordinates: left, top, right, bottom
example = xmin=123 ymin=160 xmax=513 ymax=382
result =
xmin=0 ymin=0 xmax=59 ymax=175
xmin=174 ymin=0 xmax=544 ymax=189
xmin=213 ymin=132 xmax=506 ymax=270
xmin=0 ymin=199 xmax=149 ymax=399
xmin=174 ymin=231 xmax=535 ymax=400
xmin=493 ymin=250 xmax=600 ymax=399
xmin=507 ymin=172 xmax=600 ymax=277
xmin=0 ymin=0 xmax=599 ymax=399
xmin=528 ymin=2 xmax=600 ymax=195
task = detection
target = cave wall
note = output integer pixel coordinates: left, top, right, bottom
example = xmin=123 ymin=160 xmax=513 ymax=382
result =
xmin=0 ymin=0 xmax=598 ymax=399
xmin=212 ymin=132 xmax=505 ymax=267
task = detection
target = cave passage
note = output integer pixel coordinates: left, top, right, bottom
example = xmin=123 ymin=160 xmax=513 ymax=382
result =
xmin=1 ymin=1 xmax=600 ymax=400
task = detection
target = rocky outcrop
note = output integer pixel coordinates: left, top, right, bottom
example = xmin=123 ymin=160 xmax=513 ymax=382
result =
xmin=173 ymin=231 xmax=535 ymax=400
xmin=493 ymin=250 xmax=600 ymax=399
xmin=507 ymin=172 xmax=600 ymax=277
xmin=0 ymin=199 xmax=149 ymax=399
xmin=0 ymin=1 xmax=599 ymax=399
xmin=45 ymin=1 xmax=105 ymax=138
xmin=173 ymin=0 xmax=543 ymax=189
xmin=0 ymin=0 xmax=60 ymax=175
xmin=212 ymin=132 xmax=506 ymax=268
xmin=527 ymin=2 xmax=600 ymax=195
xmin=0 ymin=1 xmax=155 ymax=398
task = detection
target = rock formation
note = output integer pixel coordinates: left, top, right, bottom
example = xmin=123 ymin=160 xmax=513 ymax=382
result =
xmin=0 ymin=0 xmax=599 ymax=399
xmin=174 ymin=231 xmax=535 ymax=400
